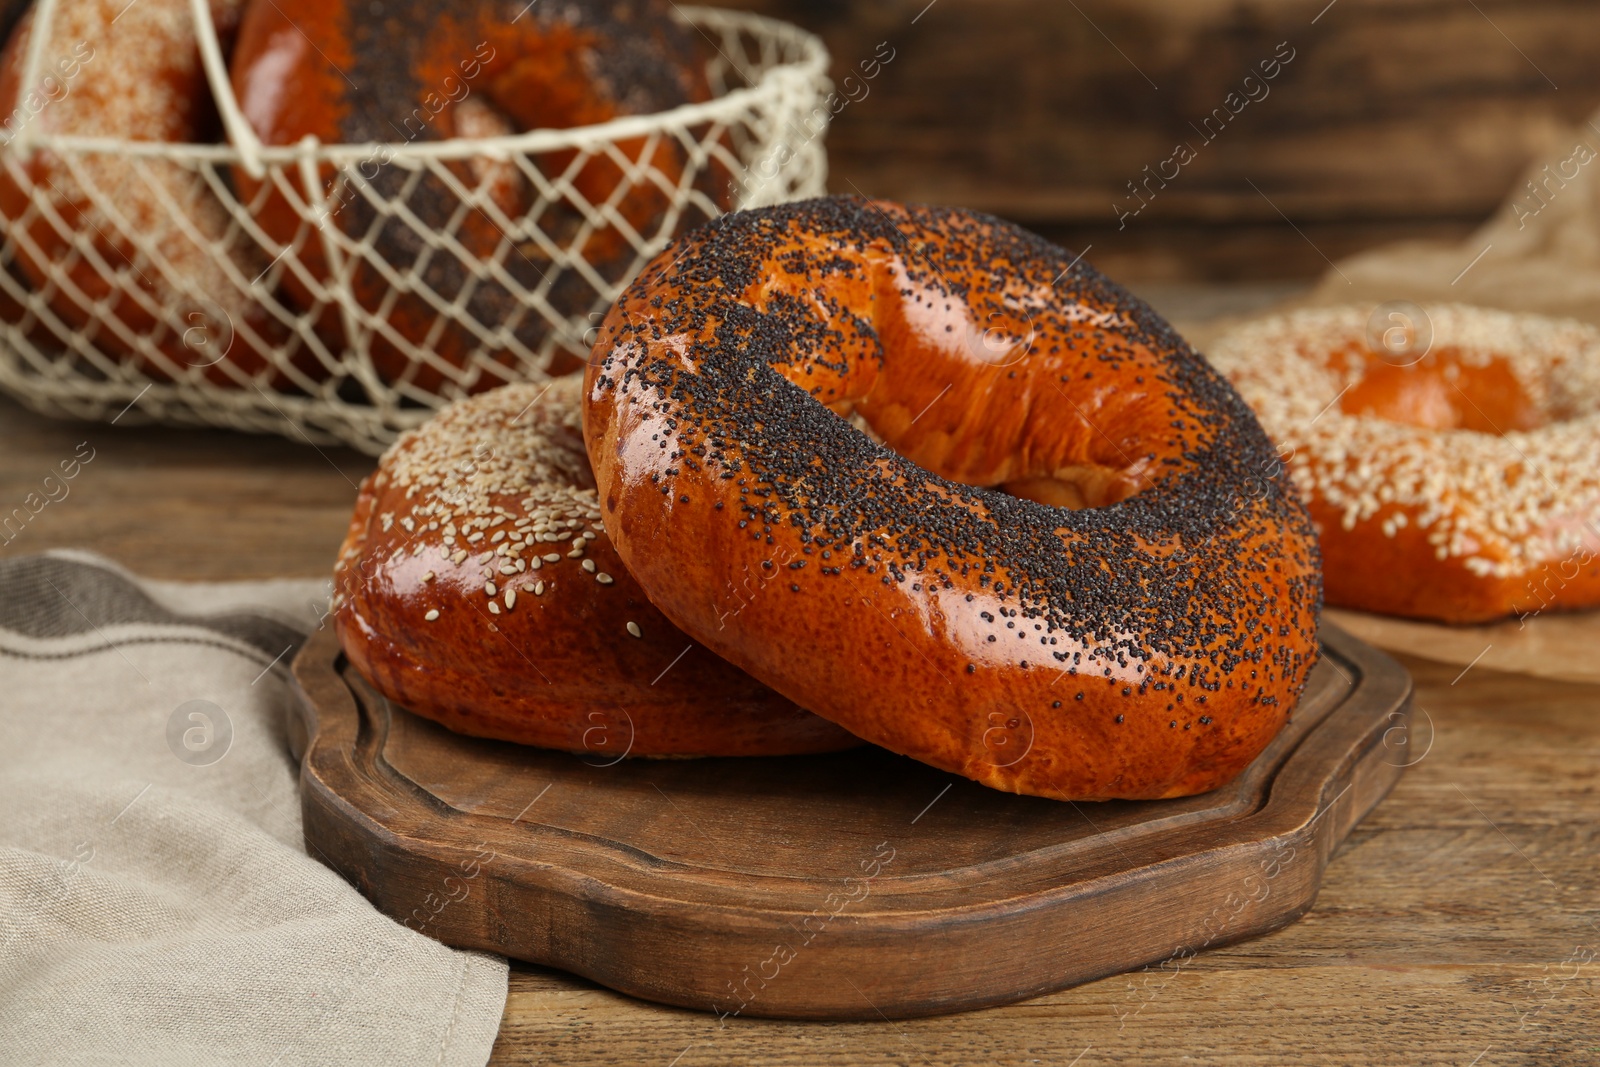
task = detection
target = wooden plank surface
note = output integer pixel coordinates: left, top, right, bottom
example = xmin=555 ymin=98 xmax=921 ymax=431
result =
xmin=712 ymin=0 xmax=1600 ymax=280
xmin=2 ymin=282 xmax=1596 ymax=1063
xmin=721 ymin=0 xmax=1600 ymax=226
xmin=0 ymin=396 xmax=375 ymax=581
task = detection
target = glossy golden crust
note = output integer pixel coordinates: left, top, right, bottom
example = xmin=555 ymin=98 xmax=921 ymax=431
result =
xmin=333 ymin=376 xmax=859 ymax=757
xmin=1212 ymin=305 xmax=1600 ymax=624
xmin=583 ymin=197 xmax=1323 ymax=801
xmin=230 ymin=0 xmax=717 ymax=393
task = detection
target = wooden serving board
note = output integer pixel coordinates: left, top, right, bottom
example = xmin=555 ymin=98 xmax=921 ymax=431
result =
xmin=288 ymin=622 xmax=1412 ymax=1021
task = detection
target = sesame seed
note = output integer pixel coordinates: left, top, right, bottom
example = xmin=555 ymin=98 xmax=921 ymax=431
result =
xmin=1213 ymin=304 xmax=1600 ymax=585
xmin=421 ymin=571 xmax=435 ymax=582
xmin=626 ymin=621 xmax=642 ymax=638
xmin=424 ymin=609 xmax=440 ymax=621
xmin=534 ymin=581 xmax=546 ymax=595
xmin=488 ymin=602 xmax=501 ymax=614
xmin=544 ymin=553 xmax=561 ymax=563
xmin=582 ymin=559 xmax=597 ymax=573
xmin=485 ymin=581 xmax=497 ymax=596
xmin=596 ymin=573 xmax=614 ymax=584
xmin=505 ymin=589 xmax=517 ymax=609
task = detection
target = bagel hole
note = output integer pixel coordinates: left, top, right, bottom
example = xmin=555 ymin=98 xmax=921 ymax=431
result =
xmin=999 ymin=471 xmax=1140 ymax=510
xmin=836 ymin=407 xmax=1137 ymax=510
xmin=1340 ymin=345 xmax=1546 ymax=434
xmin=844 ymin=408 xmax=887 ymax=446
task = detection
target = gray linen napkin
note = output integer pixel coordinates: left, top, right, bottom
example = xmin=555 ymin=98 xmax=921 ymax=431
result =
xmin=0 ymin=551 xmax=507 ymax=1066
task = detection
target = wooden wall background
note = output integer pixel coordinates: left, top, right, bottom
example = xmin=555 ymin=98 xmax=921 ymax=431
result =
xmin=719 ymin=0 xmax=1600 ymax=281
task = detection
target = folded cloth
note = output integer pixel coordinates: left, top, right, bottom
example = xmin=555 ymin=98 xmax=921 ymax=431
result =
xmin=1304 ymin=102 xmax=1600 ymax=325
xmin=0 ymin=551 xmax=507 ymax=1067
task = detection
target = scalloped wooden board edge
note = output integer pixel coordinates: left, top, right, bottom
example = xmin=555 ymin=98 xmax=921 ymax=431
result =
xmin=289 ymin=621 xmax=1411 ymax=1020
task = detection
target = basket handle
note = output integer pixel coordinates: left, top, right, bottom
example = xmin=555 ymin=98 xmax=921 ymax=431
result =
xmin=190 ymin=0 xmax=265 ymax=178
xmin=6 ymin=0 xmax=59 ymax=154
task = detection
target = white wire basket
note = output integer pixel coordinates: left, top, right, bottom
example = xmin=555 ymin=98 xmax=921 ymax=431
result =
xmin=0 ymin=3 xmax=830 ymax=453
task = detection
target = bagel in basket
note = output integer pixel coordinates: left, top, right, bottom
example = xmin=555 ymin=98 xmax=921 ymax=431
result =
xmin=0 ymin=0 xmax=291 ymax=385
xmin=230 ymin=0 xmax=726 ymax=395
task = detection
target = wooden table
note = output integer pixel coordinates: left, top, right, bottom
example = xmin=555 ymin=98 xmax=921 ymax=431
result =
xmin=722 ymin=0 xmax=1600 ymax=285
xmin=3 ymin=287 xmax=1596 ymax=1065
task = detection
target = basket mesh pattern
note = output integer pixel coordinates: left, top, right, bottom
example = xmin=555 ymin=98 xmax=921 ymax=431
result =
xmin=0 ymin=7 xmax=829 ymax=453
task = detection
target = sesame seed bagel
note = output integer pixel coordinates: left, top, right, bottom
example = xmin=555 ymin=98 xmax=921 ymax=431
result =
xmin=0 ymin=0 xmax=288 ymax=385
xmin=582 ymin=197 xmax=1322 ymax=801
xmin=333 ymin=374 xmax=859 ymax=757
xmin=1211 ymin=304 xmax=1600 ymax=624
